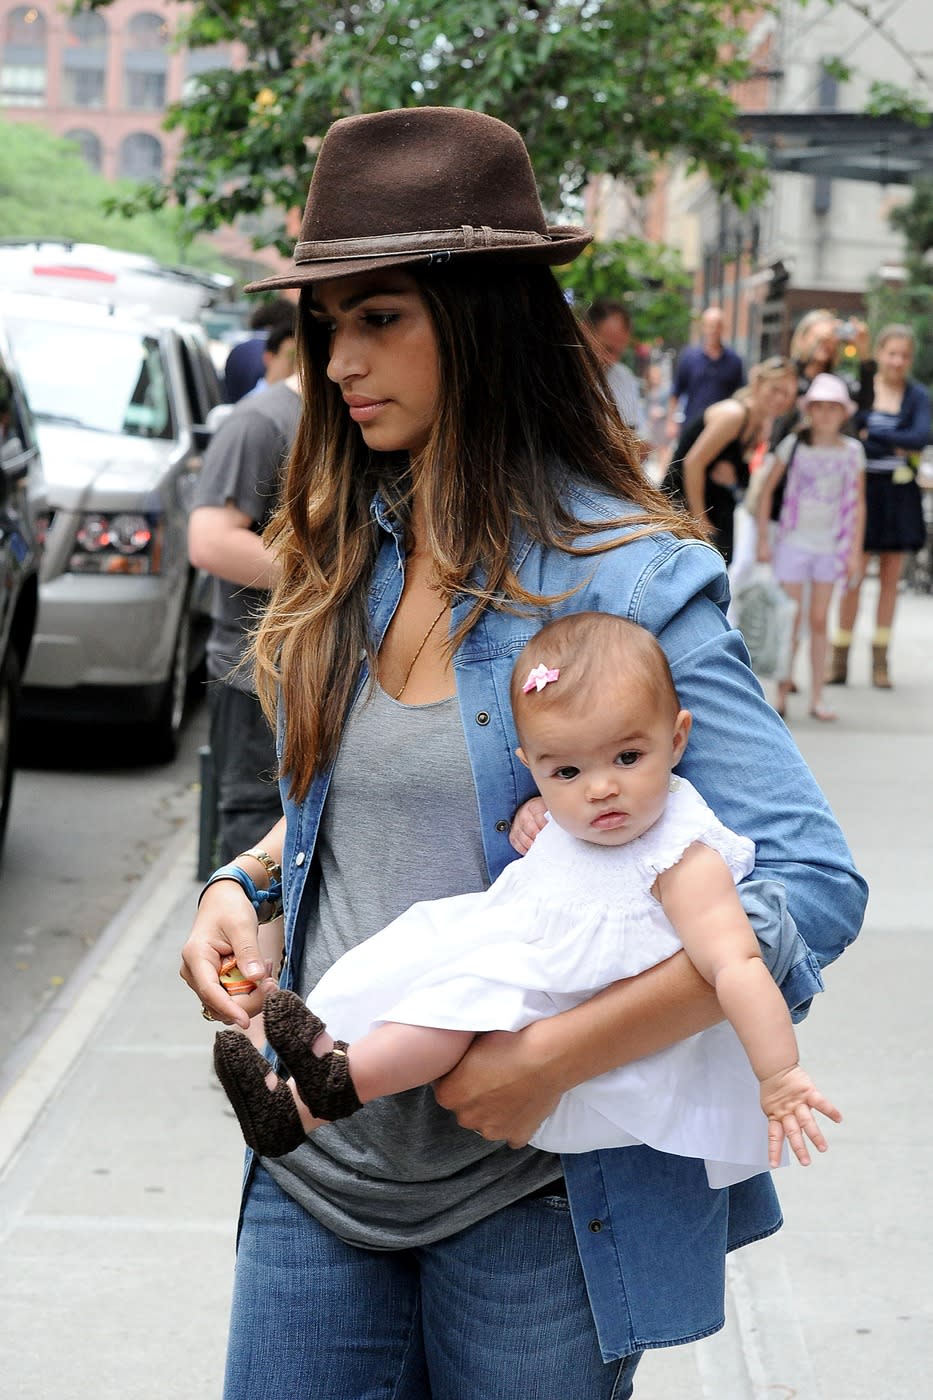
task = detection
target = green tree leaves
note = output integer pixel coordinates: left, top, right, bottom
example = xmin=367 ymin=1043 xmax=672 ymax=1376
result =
xmin=80 ymin=0 xmax=769 ymax=249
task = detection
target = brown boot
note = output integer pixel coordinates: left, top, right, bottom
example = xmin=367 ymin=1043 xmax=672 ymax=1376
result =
xmin=826 ymin=644 xmax=849 ymax=685
xmin=872 ymin=644 xmax=892 ymax=689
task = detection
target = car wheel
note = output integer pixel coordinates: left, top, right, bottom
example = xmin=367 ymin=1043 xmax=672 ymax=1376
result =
xmin=0 ymin=646 xmax=21 ymax=862
xmin=144 ymin=592 xmax=192 ymax=764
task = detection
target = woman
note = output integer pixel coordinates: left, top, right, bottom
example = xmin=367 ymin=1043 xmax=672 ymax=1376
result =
xmin=789 ymin=308 xmax=873 ymax=398
xmin=181 ymin=107 xmax=866 ymax=1400
xmin=663 ymin=357 xmax=798 ymax=562
xmin=829 ymin=324 xmax=932 ymax=687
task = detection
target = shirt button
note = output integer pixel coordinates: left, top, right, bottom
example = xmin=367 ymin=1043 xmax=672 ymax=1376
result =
xmin=495 ymin=819 xmax=509 ymax=834
xmin=588 ymin=1219 xmax=603 ymax=1234
xmin=475 ymin=711 xmax=490 ymax=726
xmin=294 ymin=852 xmax=306 ymax=867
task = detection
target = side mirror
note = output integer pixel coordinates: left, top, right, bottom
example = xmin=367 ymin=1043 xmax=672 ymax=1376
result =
xmin=0 ymin=434 xmax=28 ymax=481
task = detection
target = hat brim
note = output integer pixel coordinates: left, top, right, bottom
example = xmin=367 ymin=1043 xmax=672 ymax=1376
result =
xmin=243 ymin=227 xmax=592 ymax=293
xmin=803 ymin=392 xmax=858 ymax=417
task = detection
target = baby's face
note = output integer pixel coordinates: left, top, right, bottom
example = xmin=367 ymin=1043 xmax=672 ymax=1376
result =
xmin=516 ymin=683 xmax=691 ymax=847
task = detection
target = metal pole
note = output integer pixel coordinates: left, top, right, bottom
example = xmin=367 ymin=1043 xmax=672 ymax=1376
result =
xmin=197 ymin=743 xmax=218 ymax=881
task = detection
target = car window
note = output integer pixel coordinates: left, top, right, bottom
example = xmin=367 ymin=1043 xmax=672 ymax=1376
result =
xmin=176 ymin=336 xmax=205 ymax=427
xmin=0 ymin=353 xmax=32 ymax=465
xmin=3 ymin=316 xmax=174 ymax=440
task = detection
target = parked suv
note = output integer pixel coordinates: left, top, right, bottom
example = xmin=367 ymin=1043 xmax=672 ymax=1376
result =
xmin=0 ymin=292 xmax=223 ymax=760
xmin=0 ymin=325 xmax=41 ymax=856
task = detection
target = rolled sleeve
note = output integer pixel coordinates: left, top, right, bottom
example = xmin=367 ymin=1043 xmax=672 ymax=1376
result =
xmin=622 ymin=539 xmax=868 ymax=978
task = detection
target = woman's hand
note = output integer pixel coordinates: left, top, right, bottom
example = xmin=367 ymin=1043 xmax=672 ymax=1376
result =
xmin=179 ymin=882 xmax=281 ymax=1029
xmin=433 ymin=1020 xmax=568 ymax=1147
xmin=508 ymin=796 xmax=547 ymax=854
xmin=852 ymin=319 xmax=872 ymax=361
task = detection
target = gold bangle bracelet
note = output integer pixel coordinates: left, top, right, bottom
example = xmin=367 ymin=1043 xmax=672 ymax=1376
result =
xmin=240 ymin=847 xmax=283 ymax=885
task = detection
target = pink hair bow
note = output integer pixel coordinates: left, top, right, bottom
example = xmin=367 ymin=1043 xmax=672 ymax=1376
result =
xmin=522 ymin=663 xmax=560 ymax=694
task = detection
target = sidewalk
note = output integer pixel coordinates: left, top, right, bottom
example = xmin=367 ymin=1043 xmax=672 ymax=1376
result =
xmin=0 ymin=580 xmax=929 ymax=1400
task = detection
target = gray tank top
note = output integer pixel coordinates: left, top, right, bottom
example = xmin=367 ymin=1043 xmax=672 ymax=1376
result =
xmin=265 ymin=683 xmax=561 ymax=1248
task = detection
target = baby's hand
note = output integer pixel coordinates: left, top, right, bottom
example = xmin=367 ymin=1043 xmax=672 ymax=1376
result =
xmin=760 ymin=1064 xmax=842 ymax=1167
xmin=508 ymin=796 xmax=547 ymax=854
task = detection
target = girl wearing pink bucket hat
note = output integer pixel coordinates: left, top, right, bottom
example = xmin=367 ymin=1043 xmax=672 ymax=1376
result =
xmin=179 ymin=107 xmax=865 ymax=1399
xmin=755 ymin=373 xmax=866 ymax=721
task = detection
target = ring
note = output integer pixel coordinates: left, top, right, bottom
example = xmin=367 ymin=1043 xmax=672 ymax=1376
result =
xmin=201 ymin=1005 xmax=216 ymax=1022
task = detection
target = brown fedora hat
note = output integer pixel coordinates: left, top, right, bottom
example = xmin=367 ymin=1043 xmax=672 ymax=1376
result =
xmin=244 ymin=106 xmax=591 ymax=292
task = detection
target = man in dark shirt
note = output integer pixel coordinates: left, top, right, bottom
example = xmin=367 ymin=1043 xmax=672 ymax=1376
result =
xmin=667 ymin=306 xmax=745 ymax=437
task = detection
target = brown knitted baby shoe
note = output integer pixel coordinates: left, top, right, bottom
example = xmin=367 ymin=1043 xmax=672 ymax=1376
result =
xmin=263 ymin=988 xmax=363 ymax=1121
xmin=213 ymin=1030 xmax=307 ymax=1157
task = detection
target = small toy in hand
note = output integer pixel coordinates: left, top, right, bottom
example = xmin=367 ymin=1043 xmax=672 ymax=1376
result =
xmin=219 ymin=955 xmax=256 ymax=997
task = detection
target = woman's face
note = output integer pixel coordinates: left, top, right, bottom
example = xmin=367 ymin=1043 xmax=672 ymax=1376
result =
xmin=876 ymin=336 xmax=913 ymax=383
xmin=806 ymin=319 xmax=838 ymax=367
xmin=311 ymin=270 xmax=439 ymax=455
xmin=753 ymin=372 xmax=797 ymax=420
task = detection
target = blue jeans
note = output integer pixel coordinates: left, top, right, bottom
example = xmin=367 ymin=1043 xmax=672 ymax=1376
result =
xmin=224 ymin=1166 xmax=643 ymax=1400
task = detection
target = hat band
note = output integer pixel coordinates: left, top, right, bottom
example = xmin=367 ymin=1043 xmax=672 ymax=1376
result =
xmin=293 ymin=225 xmax=550 ymax=264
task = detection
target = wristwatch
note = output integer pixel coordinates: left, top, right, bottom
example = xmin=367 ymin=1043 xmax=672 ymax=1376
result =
xmin=241 ymin=847 xmax=282 ymax=885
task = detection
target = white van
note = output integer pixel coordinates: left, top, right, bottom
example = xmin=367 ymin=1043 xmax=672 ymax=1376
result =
xmin=0 ymin=239 xmax=233 ymax=323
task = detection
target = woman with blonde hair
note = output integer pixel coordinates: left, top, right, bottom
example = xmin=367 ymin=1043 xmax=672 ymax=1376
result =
xmin=180 ymin=107 xmax=865 ymax=1399
xmin=829 ymin=323 xmax=931 ymax=687
xmin=663 ymin=356 xmax=798 ymax=560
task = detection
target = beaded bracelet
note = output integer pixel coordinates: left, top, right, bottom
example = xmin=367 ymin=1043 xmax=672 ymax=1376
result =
xmin=198 ymin=862 xmax=283 ymax=921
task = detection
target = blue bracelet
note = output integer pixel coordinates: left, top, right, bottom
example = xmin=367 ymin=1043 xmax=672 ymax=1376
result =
xmin=198 ymin=862 xmax=283 ymax=914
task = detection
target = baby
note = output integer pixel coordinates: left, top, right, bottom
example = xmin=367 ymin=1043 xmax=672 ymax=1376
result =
xmin=214 ymin=612 xmax=840 ymax=1185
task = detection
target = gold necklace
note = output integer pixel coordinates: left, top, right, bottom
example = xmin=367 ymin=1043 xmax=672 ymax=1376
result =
xmin=394 ymin=603 xmax=448 ymax=701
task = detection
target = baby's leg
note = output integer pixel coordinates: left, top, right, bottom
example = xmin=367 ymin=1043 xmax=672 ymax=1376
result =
xmin=346 ymin=1023 xmax=476 ymax=1102
xmin=263 ymin=989 xmax=473 ymax=1122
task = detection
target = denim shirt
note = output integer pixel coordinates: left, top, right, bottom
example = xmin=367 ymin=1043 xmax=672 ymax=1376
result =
xmin=272 ymin=480 xmax=867 ymax=1360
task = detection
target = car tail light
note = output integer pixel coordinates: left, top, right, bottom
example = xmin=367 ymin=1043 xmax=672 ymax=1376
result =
xmin=69 ymin=513 xmax=163 ymax=574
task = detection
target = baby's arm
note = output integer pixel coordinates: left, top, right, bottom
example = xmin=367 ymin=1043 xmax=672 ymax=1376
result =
xmin=657 ymin=842 xmax=842 ymax=1166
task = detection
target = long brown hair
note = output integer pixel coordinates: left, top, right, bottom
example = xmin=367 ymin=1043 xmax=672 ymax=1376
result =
xmin=254 ymin=261 xmax=698 ymax=799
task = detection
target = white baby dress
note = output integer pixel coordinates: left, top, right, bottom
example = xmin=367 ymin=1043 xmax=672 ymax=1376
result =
xmin=309 ymin=776 xmax=783 ymax=1187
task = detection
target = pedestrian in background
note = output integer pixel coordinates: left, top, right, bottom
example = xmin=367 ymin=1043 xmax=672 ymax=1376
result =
xmin=188 ymin=362 xmax=300 ymax=864
xmin=584 ymin=297 xmax=646 ymax=436
xmin=223 ymin=297 xmax=295 ymax=403
xmin=755 ymin=374 xmax=866 ymax=722
xmin=830 ymin=324 xmax=931 ymax=689
xmin=242 ymin=319 xmax=297 ymax=399
xmin=180 ymin=105 xmax=865 ymax=1400
xmin=664 ymin=357 xmax=798 ymax=563
xmin=666 ymin=306 xmax=745 ymax=441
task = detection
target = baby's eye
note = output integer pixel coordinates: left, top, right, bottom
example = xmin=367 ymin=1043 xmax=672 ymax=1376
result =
xmin=553 ymin=765 xmax=579 ymax=781
xmin=616 ymin=751 xmax=640 ymax=767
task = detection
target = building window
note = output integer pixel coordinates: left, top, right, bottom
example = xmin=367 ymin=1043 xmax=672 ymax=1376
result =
xmin=1 ymin=6 xmax=48 ymax=107
xmin=65 ymin=127 xmax=102 ymax=172
xmin=62 ymin=11 xmax=107 ymax=109
xmin=182 ymin=42 xmax=231 ymax=100
xmin=119 ymin=130 xmax=162 ymax=181
xmin=124 ymin=11 xmax=168 ymax=110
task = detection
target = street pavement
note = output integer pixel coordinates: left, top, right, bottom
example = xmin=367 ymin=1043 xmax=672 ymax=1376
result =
xmin=0 ymin=577 xmax=929 ymax=1400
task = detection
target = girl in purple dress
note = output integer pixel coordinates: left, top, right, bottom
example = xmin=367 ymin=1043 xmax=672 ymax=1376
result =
xmin=755 ymin=374 xmax=866 ymax=721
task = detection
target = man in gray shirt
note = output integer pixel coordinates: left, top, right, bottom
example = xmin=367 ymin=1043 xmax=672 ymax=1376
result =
xmin=584 ymin=297 xmax=646 ymax=437
xmin=189 ymin=372 xmax=301 ymax=861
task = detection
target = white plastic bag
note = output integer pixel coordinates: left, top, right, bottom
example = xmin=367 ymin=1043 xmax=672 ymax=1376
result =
xmin=733 ymin=563 xmax=796 ymax=679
